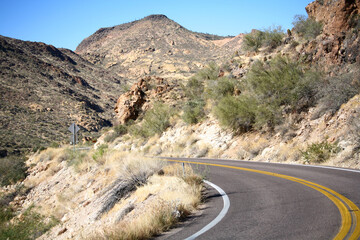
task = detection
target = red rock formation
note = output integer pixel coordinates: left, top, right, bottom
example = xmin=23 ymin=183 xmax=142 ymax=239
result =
xmin=306 ymin=0 xmax=360 ymax=36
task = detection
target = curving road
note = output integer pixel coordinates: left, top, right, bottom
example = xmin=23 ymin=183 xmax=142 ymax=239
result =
xmin=158 ymin=157 xmax=360 ymax=240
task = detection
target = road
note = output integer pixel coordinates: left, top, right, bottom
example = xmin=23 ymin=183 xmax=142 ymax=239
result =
xmin=158 ymin=158 xmax=360 ymax=240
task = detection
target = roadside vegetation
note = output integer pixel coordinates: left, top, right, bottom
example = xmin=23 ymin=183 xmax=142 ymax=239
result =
xmin=242 ymin=26 xmax=285 ymax=52
xmin=292 ymin=15 xmax=323 ymax=40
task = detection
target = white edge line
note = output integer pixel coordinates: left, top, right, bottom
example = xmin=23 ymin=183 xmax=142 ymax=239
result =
xmin=185 ymin=180 xmax=230 ymax=240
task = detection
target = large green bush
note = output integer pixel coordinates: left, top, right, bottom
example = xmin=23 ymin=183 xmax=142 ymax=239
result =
xmin=205 ymin=77 xmax=238 ymax=100
xmin=242 ymin=26 xmax=284 ymax=52
xmin=214 ymin=95 xmax=255 ymax=133
xmin=301 ymin=140 xmax=340 ymax=163
xmin=213 ymin=56 xmax=319 ymax=132
xmin=130 ymin=102 xmax=173 ymax=138
xmin=182 ymin=100 xmax=206 ymax=125
xmin=292 ymin=15 xmax=323 ymax=40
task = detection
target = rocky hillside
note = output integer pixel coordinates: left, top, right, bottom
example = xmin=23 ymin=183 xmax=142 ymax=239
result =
xmin=0 ymin=36 xmax=125 ymax=155
xmin=76 ymin=14 xmax=234 ymax=80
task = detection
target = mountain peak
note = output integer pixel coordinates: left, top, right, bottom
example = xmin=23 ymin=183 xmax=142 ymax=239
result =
xmin=143 ymin=14 xmax=169 ymax=21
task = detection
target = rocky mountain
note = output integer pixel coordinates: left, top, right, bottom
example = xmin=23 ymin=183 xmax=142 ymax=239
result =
xmin=0 ymin=35 xmax=125 ymax=155
xmin=76 ymin=14 xmax=234 ymax=80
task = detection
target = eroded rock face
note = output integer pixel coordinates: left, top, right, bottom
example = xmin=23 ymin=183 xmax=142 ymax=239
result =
xmin=306 ymin=0 xmax=360 ymax=36
xmin=114 ymin=76 xmax=173 ymax=124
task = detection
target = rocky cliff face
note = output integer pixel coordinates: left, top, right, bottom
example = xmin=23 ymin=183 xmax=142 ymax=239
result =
xmin=76 ymin=15 xmax=233 ymax=80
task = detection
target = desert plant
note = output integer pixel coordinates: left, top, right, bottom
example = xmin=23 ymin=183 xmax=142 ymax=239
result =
xmin=242 ymin=30 xmax=265 ymax=52
xmin=214 ymin=95 xmax=256 ymax=133
xmin=301 ymin=140 xmax=340 ymax=163
xmin=129 ymin=102 xmax=173 ymax=138
xmin=92 ymin=144 xmax=108 ymax=162
xmin=292 ymin=15 xmax=323 ymax=40
xmin=205 ymin=77 xmax=238 ymax=100
xmin=0 ymin=205 xmax=58 ymax=240
xmin=104 ymin=125 xmax=128 ymax=143
xmin=194 ymin=62 xmax=220 ymax=81
xmin=182 ymin=100 xmax=206 ymax=125
xmin=0 ymin=156 xmax=27 ymax=186
xmin=263 ymin=26 xmax=285 ymax=49
xmin=182 ymin=77 xmax=204 ymax=100
xmin=312 ymin=71 xmax=360 ymax=119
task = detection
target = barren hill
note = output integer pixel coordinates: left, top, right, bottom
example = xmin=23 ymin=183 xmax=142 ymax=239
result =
xmin=76 ymin=14 xmax=233 ymax=80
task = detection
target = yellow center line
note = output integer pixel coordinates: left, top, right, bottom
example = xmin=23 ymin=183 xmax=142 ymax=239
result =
xmin=167 ymin=159 xmax=360 ymax=240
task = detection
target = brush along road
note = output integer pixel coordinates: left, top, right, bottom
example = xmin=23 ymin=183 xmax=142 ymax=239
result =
xmin=160 ymin=158 xmax=360 ymax=240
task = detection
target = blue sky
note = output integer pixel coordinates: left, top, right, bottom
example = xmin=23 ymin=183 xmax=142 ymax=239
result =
xmin=0 ymin=0 xmax=313 ymax=51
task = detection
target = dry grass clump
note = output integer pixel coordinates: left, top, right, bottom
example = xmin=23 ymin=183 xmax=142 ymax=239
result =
xmin=92 ymin=163 xmax=203 ymax=240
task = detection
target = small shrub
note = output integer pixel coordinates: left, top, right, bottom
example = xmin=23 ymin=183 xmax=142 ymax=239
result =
xmin=242 ymin=30 xmax=265 ymax=52
xmin=263 ymin=26 xmax=285 ymax=49
xmin=0 ymin=205 xmax=58 ymax=240
xmin=205 ymin=77 xmax=238 ymax=100
xmin=65 ymin=148 xmax=89 ymax=171
xmin=194 ymin=62 xmax=220 ymax=81
xmin=104 ymin=125 xmax=128 ymax=143
xmin=182 ymin=77 xmax=204 ymax=100
xmin=214 ymin=95 xmax=256 ymax=133
xmin=182 ymin=100 xmax=205 ymax=125
xmin=129 ymin=102 xmax=173 ymax=138
xmin=292 ymin=15 xmax=323 ymax=40
xmin=0 ymin=156 xmax=27 ymax=186
xmin=92 ymin=144 xmax=108 ymax=162
xmin=301 ymin=141 xmax=340 ymax=163
xmin=312 ymin=71 xmax=360 ymax=119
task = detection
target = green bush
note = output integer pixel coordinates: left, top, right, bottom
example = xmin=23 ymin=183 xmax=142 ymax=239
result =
xmin=0 ymin=205 xmax=58 ymax=240
xmin=129 ymin=102 xmax=173 ymax=138
xmin=292 ymin=15 xmax=323 ymax=40
xmin=205 ymin=77 xmax=238 ymax=100
xmin=194 ymin=62 xmax=220 ymax=81
xmin=301 ymin=141 xmax=340 ymax=163
xmin=263 ymin=26 xmax=285 ymax=49
xmin=242 ymin=26 xmax=284 ymax=52
xmin=182 ymin=77 xmax=204 ymax=100
xmin=244 ymin=55 xmax=318 ymax=112
xmin=182 ymin=100 xmax=206 ymax=125
xmin=242 ymin=30 xmax=265 ymax=52
xmin=92 ymin=144 xmax=108 ymax=162
xmin=104 ymin=125 xmax=128 ymax=143
xmin=214 ymin=95 xmax=256 ymax=133
xmin=213 ymin=56 xmax=319 ymax=132
xmin=0 ymin=156 xmax=27 ymax=186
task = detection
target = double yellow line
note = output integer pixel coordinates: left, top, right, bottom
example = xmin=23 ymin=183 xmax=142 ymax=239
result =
xmin=168 ymin=160 xmax=360 ymax=239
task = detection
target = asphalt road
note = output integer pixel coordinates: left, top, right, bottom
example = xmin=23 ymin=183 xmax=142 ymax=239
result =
xmin=158 ymin=158 xmax=360 ymax=240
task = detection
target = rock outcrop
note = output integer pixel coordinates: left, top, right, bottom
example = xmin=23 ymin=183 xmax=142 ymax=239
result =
xmin=114 ymin=76 xmax=175 ymax=124
xmin=306 ymin=0 xmax=360 ymax=36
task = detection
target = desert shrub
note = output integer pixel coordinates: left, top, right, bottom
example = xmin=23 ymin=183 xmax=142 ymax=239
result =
xmin=104 ymin=125 xmax=128 ymax=143
xmin=292 ymin=15 xmax=323 ymax=40
xmin=214 ymin=95 xmax=256 ymax=133
xmin=242 ymin=26 xmax=284 ymax=52
xmin=129 ymin=102 xmax=173 ymax=138
xmin=65 ymin=148 xmax=89 ymax=170
xmin=312 ymin=71 xmax=360 ymax=119
xmin=182 ymin=77 xmax=204 ymax=100
xmin=195 ymin=62 xmax=219 ymax=81
xmin=92 ymin=144 xmax=108 ymax=162
xmin=0 ymin=205 xmax=58 ymax=240
xmin=213 ymin=56 xmax=319 ymax=132
xmin=182 ymin=100 xmax=206 ymax=125
xmin=205 ymin=77 xmax=238 ymax=100
xmin=244 ymin=55 xmax=318 ymax=113
xmin=0 ymin=156 xmax=27 ymax=186
xmin=242 ymin=30 xmax=265 ymax=52
xmin=263 ymin=26 xmax=285 ymax=49
xmin=301 ymin=140 xmax=340 ymax=163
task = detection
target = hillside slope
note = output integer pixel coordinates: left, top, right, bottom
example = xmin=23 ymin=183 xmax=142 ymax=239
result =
xmin=0 ymin=36 xmax=125 ymax=155
xmin=76 ymin=14 xmax=233 ymax=80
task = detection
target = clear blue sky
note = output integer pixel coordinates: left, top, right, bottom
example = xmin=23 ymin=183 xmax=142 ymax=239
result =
xmin=0 ymin=0 xmax=313 ymax=51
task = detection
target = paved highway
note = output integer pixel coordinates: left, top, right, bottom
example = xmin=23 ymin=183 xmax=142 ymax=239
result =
xmin=159 ymin=158 xmax=360 ymax=240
